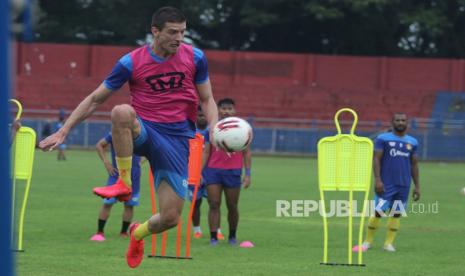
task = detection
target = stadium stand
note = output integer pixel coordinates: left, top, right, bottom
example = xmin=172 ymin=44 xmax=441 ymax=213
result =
xmin=13 ymin=43 xmax=465 ymax=160
xmin=14 ymin=43 xmax=463 ymax=122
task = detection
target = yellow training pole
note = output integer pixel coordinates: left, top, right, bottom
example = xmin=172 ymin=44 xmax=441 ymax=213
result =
xmin=13 ymin=127 xmax=36 ymax=251
xmin=9 ymin=99 xmax=22 ymax=120
xmin=9 ymin=99 xmax=22 ymax=249
xmin=10 ymin=99 xmax=36 ymax=251
xmin=319 ymin=189 xmax=328 ymax=263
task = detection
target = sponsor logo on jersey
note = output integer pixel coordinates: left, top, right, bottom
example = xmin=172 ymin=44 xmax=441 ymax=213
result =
xmin=389 ymin=148 xmax=410 ymax=157
xmin=145 ymin=72 xmax=185 ymax=92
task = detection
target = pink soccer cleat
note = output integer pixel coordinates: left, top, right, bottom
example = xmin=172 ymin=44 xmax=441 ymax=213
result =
xmin=93 ymin=179 xmax=131 ymax=200
xmin=352 ymin=242 xmax=371 ymax=252
xmin=126 ymin=223 xmax=144 ymax=268
xmin=90 ymin=232 xmax=105 ymax=242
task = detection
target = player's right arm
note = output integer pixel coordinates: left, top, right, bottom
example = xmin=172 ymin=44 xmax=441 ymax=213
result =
xmin=373 ymin=135 xmax=385 ymax=196
xmin=193 ymin=48 xmax=218 ymax=144
xmin=9 ymin=119 xmax=21 ymax=146
xmin=39 ymin=85 xmax=112 ymax=151
xmin=96 ymin=137 xmax=117 ymax=176
xmin=39 ymin=54 xmax=132 ymax=151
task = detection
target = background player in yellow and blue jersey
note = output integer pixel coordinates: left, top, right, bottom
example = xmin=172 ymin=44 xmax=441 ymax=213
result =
xmin=90 ymin=133 xmax=141 ymax=242
xmin=354 ymin=113 xmax=420 ymax=252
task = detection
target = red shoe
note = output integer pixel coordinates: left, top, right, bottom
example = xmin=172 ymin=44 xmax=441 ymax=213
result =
xmin=93 ymin=179 xmax=131 ymax=199
xmin=126 ymin=223 xmax=144 ymax=268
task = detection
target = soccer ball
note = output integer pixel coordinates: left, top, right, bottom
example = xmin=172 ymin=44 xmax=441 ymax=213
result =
xmin=213 ymin=117 xmax=253 ymax=152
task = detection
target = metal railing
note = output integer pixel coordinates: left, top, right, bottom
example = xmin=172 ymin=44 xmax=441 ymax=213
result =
xmin=16 ymin=109 xmax=465 ymax=161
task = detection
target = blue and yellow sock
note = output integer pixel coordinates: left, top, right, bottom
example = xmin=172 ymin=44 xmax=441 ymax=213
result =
xmin=116 ymin=156 xmax=132 ymax=188
xmin=134 ymin=221 xmax=150 ymax=241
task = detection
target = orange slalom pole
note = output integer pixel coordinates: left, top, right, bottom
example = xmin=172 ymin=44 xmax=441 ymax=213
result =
xmin=148 ymin=170 xmax=157 ymax=256
xmin=176 ymin=219 xmax=183 ymax=258
xmin=161 ymin=231 xmax=168 ymax=256
xmin=185 ymin=133 xmax=204 ymax=258
xmin=185 ymin=183 xmax=199 ymax=258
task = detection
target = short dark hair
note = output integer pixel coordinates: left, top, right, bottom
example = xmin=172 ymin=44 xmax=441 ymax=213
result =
xmin=218 ymin=98 xmax=235 ymax=107
xmin=151 ymin=7 xmax=186 ymax=30
xmin=392 ymin=112 xmax=407 ymax=120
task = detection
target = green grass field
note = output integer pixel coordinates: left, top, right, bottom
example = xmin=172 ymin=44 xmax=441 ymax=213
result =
xmin=15 ymin=150 xmax=465 ymax=275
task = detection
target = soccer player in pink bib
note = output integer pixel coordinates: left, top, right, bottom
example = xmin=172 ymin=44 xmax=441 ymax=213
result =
xmin=204 ymin=98 xmax=252 ymax=246
xmin=39 ymin=7 xmax=218 ymax=268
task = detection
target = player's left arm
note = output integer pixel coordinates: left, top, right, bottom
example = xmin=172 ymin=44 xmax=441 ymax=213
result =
xmin=411 ymin=153 xmax=420 ymax=201
xmin=194 ymin=48 xmax=218 ymax=143
xmin=197 ymin=79 xmax=218 ymax=132
xmin=242 ymin=146 xmax=252 ymax=189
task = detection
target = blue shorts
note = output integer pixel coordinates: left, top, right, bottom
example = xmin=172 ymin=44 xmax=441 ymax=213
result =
xmin=204 ymin=167 xmax=242 ymax=189
xmin=133 ymin=118 xmax=190 ymax=199
xmin=374 ymin=185 xmax=410 ymax=213
xmin=58 ymin=144 xmax=67 ymax=150
xmin=188 ymin=182 xmax=207 ymax=202
xmin=103 ymin=171 xmax=141 ymax=207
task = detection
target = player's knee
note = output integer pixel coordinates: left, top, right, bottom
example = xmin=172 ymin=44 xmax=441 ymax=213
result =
xmin=208 ymin=199 xmax=221 ymax=210
xmin=111 ymin=104 xmax=135 ymax=124
xmin=226 ymin=202 xmax=238 ymax=212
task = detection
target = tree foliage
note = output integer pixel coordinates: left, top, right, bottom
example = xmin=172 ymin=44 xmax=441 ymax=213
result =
xmin=34 ymin=0 xmax=465 ymax=58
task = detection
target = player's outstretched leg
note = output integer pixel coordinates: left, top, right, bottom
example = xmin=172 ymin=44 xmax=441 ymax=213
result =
xmin=126 ymin=222 xmax=144 ymax=268
xmin=126 ymin=181 xmax=184 ymax=268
